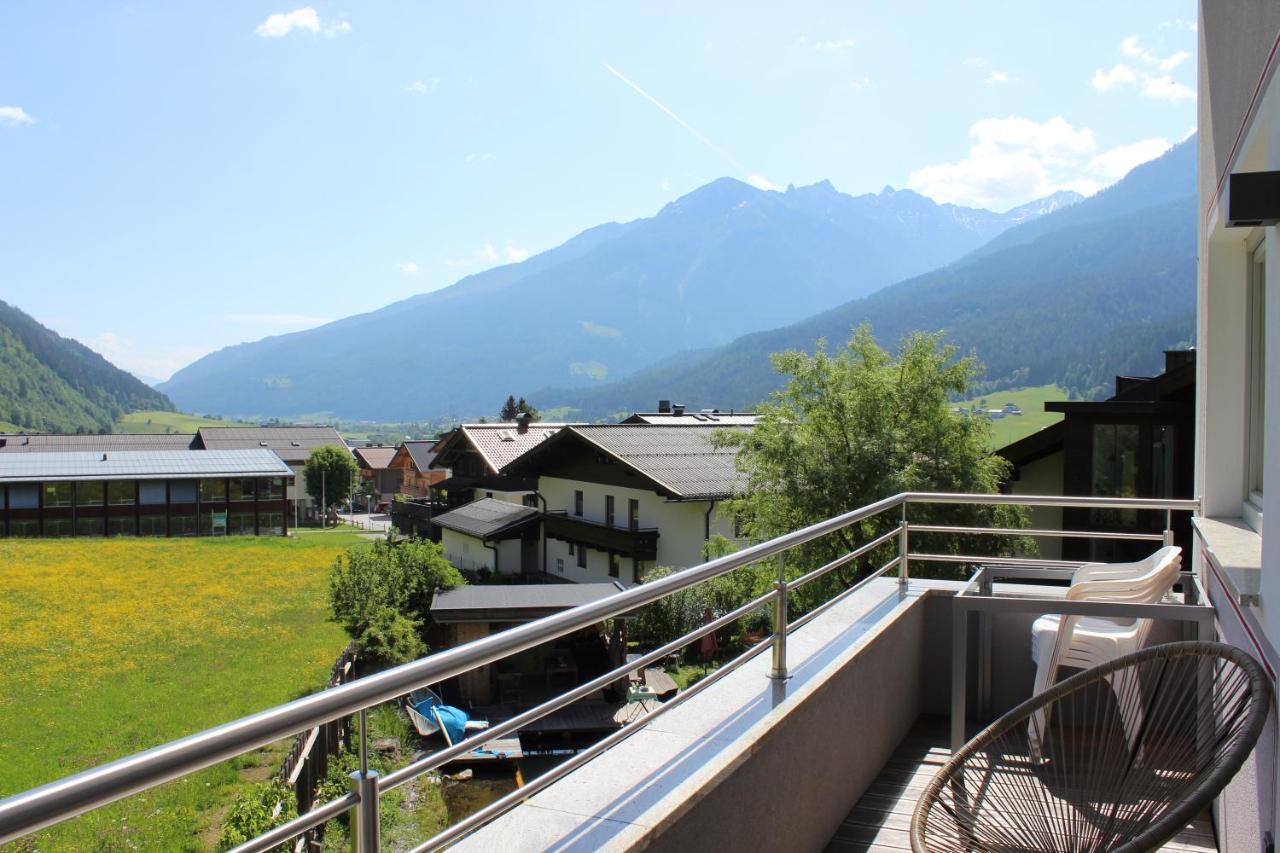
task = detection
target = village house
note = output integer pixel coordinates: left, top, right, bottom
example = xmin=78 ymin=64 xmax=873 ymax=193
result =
xmin=502 ymin=423 xmax=747 ymax=585
xmin=353 ymin=445 xmax=403 ymax=507
xmin=429 ymin=497 xmax=542 ymax=575
xmin=428 ymin=415 xmax=581 ymax=507
xmin=195 ymin=426 xmax=348 ymax=523
xmin=387 ymin=440 xmax=446 ymax=498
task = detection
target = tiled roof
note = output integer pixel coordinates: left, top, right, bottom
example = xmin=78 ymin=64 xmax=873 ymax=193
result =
xmin=353 ymin=446 xmax=397 ymax=470
xmin=0 ymin=433 xmax=199 ymax=452
xmin=430 ymin=581 xmax=625 ymax=623
xmin=431 ymin=497 xmax=540 ymax=539
xmin=444 ymin=423 xmax=582 ymax=474
xmin=560 ymin=425 xmax=749 ymax=500
xmin=0 ymin=449 xmax=293 ymax=483
xmin=196 ymin=427 xmax=347 ymax=464
xmin=622 ymin=412 xmax=760 ymax=426
xmin=402 ymin=440 xmax=439 ymax=472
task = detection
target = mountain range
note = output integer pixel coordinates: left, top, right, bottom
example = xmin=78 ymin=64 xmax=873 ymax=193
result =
xmin=0 ymin=300 xmax=173 ymax=433
xmin=536 ymin=138 xmax=1197 ymax=419
xmin=158 ymin=180 xmax=1081 ymax=420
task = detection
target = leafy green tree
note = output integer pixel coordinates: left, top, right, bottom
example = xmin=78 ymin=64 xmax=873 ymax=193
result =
xmin=719 ymin=325 xmax=1026 ymax=608
xmin=329 ymin=538 xmax=464 ymax=666
xmin=303 ymin=444 xmax=359 ymax=520
xmin=217 ymin=780 xmax=297 ymax=851
xmin=500 ymin=395 xmax=520 ymax=420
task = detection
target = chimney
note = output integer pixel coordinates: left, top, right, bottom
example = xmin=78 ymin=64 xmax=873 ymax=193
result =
xmin=516 ymin=412 xmax=532 ymax=434
xmin=657 ymin=399 xmax=671 ymax=414
xmin=102 ymin=453 xmax=108 ymax=461
xmin=672 ymin=403 xmax=686 ymax=416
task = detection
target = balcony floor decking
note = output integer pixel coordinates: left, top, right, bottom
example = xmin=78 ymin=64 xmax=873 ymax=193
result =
xmin=826 ymin=716 xmax=1217 ymax=853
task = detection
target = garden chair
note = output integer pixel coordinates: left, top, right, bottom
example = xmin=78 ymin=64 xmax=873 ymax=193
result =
xmin=1028 ymin=545 xmax=1182 ymax=756
xmin=912 ymin=641 xmax=1271 ymax=852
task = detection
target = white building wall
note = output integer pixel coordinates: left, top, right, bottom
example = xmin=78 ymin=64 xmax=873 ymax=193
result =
xmin=440 ymin=528 xmax=494 ymax=573
xmin=539 ymin=475 xmax=741 ymax=586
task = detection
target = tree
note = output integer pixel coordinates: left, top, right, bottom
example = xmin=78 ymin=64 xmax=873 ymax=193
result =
xmin=499 ymin=395 xmax=541 ymax=422
xmin=719 ymin=325 xmax=1026 ymax=608
xmin=329 ymin=538 xmax=464 ymax=666
xmin=303 ymin=444 xmax=358 ymax=522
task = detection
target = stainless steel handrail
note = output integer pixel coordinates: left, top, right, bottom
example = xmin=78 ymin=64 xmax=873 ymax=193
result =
xmin=0 ymin=492 xmax=1200 ymax=847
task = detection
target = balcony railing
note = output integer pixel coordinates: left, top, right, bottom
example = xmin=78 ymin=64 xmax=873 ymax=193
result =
xmin=0 ymin=492 xmax=1201 ymax=851
xmin=543 ymin=511 xmax=660 ymax=560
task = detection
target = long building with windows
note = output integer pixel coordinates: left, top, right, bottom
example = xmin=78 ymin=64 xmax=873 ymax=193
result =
xmin=0 ymin=448 xmax=294 ymax=537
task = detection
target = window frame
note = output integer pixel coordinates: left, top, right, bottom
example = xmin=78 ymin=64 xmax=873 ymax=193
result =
xmin=1246 ymin=239 xmax=1267 ymax=530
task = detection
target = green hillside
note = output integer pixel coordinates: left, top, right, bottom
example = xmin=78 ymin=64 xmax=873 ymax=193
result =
xmin=0 ymin=300 xmax=173 ymax=433
xmin=956 ymin=385 xmax=1065 ymax=449
xmin=115 ymin=410 xmax=250 ymax=434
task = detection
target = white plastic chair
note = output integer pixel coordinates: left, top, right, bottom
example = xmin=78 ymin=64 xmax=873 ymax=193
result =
xmin=1027 ymin=545 xmax=1183 ymax=757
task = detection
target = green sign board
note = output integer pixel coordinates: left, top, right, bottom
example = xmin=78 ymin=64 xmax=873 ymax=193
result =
xmin=211 ymin=511 xmax=228 ymax=534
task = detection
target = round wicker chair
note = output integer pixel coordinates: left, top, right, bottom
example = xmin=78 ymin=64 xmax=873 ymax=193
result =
xmin=911 ymin=641 xmax=1272 ymax=853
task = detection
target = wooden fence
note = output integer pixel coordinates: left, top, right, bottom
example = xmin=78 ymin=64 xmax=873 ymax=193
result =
xmin=275 ymin=641 xmax=359 ymax=847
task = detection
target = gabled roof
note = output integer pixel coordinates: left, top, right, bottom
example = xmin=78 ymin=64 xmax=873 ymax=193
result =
xmin=0 ymin=433 xmax=199 ymax=452
xmin=621 ymin=412 xmax=760 ymax=426
xmin=430 ymin=581 xmax=625 ymax=623
xmin=353 ymin=446 xmax=397 ymax=470
xmin=431 ymin=497 xmax=540 ymax=539
xmin=0 ymin=448 xmax=293 ymax=483
xmin=431 ymin=423 xmax=582 ymax=475
xmin=507 ymin=424 xmax=749 ymax=501
xmin=402 ymin=440 xmax=439 ymax=471
xmin=196 ymin=426 xmax=347 ymax=465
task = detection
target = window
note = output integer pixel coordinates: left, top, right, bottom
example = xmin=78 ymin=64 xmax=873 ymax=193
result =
xmin=577 ymin=546 xmax=587 ymax=569
xmin=1248 ymin=244 xmax=1266 ymax=510
xmin=43 ymin=518 xmax=73 ymax=538
xmin=629 ymin=499 xmax=639 ymax=531
xmin=139 ymin=515 xmax=167 ymax=536
xmin=605 ymin=495 xmax=615 ymax=527
xmin=567 ymin=541 xmax=575 ymax=556
xmin=170 ymin=480 xmax=197 ymax=503
xmin=139 ymin=481 xmax=167 ymax=505
xmin=555 ymin=558 xmax=565 ymax=573
xmin=229 ymin=512 xmax=256 ymax=535
xmin=229 ymin=479 xmax=256 ymax=501
xmin=260 ymin=478 xmax=285 ymax=501
xmin=200 ymin=479 xmax=227 ymax=502
xmin=76 ymin=482 xmax=104 ymax=507
xmin=76 ymin=515 xmax=104 ymax=537
xmin=485 ymin=491 xmax=493 ymax=499
xmin=574 ymin=490 xmax=583 ymax=516
xmin=8 ymin=519 xmax=39 ymax=537
xmin=107 ymin=517 xmax=135 ymax=537
xmin=1091 ymin=423 xmax=1140 ymax=528
xmin=632 ymin=558 xmax=641 ymax=583
xmin=107 ymin=480 xmax=135 ymax=506
xmin=8 ymin=484 xmax=38 ymax=509
xmin=609 ymin=553 xmax=619 ymax=578
xmin=259 ymin=512 xmax=284 ymax=536
xmin=170 ymin=514 xmax=197 ymax=536
xmin=43 ymin=483 xmax=73 ymax=508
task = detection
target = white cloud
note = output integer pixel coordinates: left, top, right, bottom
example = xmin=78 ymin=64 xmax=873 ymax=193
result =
xmin=408 ymin=77 xmax=440 ymax=95
xmin=963 ymin=56 xmax=987 ymax=68
xmin=444 ymin=242 xmax=529 ymax=269
xmin=906 ymin=116 xmax=1170 ymax=210
xmin=395 ymin=261 xmax=419 ymax=275
xmin=848 ymin=76 xmax=872 ymax=90
xmin=1092 ymin=64 xmax=1138 ymax=92
xmin=661 ymin=177 xmax=672 ymax=192
xmin=1143 ymin=75 xmax=1195 ymax=102
xmin=1095 ymin=36 xmax=1194 ymax=101
xmin=746 ymin=174 xmax=783 ymax=191
xmin=1087 ymin=136 xmax=1172 ymax=180
xmin=465 ymin=151 xmax=495 ymax=164
xmin=814 ymin=38 xmax=856 ymax=51
xmin=1160 ymin=18 xmax=1197 ymax=33
xmin=986 ymin=71 xmax=1011 ymax=85
xmin=0 ymin=106 xmax=34 ymax=126
xmin=504 ymin=246 xmax=530 ymax=262
xmin=255 ymin=7 xmax=349 ymax=38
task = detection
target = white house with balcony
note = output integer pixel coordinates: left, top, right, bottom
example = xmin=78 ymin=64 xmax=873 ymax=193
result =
xmin=503 ymin=424 xmax=747 ymax=585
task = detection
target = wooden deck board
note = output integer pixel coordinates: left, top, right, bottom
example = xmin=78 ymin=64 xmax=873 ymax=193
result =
xmin=825 ymin=716 xmax=1217 ymax=852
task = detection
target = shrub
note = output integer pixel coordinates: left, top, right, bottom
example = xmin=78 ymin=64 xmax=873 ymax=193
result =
xmin=217 ymin=780 xmax=298 ymax=851
xmin=358 ymin=606 xmax=426 ymax=665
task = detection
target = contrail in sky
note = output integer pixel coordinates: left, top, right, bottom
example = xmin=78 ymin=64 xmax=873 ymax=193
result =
xmin=602 ymin=61 xmax=746 ymax=173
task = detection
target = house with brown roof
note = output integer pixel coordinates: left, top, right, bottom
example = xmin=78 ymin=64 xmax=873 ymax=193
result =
xmin=502 ymin=424 xmax=748 ymax=585
xmin=387 ymin=440 xmax=446 ymax=498
xmin=353 ymin=446 xmax=403 ymax=504
xmin=428 ymin=415 xmax=581 ymax=507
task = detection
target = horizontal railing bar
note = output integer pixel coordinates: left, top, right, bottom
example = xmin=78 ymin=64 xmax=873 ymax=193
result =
xmin=228 ymin=791 xmax=358 ymax=853
xmin=903 ymin=492 xmax=1198 ymax=512
xmin=0 ymin=493 xmax=907 ymax=842
xmin=907 ymin=524 xmax=1166 ymax=542
xmin=955 ymin=596 xmax=1214 ymax=619
xmin=909 ymin=553 xmax=1088 ymax=568
xmin=789 ymin=557 xmax=901 ymax=632
xmin=410 ymin=635 xmax=777 ymax=852
xmin=380 ymin=588 xmax=778 ymax=791
xmin=789 ymin=527 xmax=900 ymax=590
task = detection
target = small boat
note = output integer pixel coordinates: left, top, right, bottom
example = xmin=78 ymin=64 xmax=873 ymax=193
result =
xmin=405 ymin=687 xmax=490 ymax=739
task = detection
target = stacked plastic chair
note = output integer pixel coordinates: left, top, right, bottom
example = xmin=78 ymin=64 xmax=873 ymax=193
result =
xmin=912 ymin=641 xmax=1271 ymax=852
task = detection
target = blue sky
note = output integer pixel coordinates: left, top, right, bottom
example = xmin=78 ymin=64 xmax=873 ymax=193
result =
xmin=0 ymin=2 xmax=1197 ymax=382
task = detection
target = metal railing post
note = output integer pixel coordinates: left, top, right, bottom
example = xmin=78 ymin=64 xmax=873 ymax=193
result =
xmin=898 ymin=513 xmax=910 ymax=587
xmin=1163 ymin=509 xmax=1174 ymax=547
xmin=348 ymin=709 xmax=380 ymax=852
xmin=770 ymin=554 xmax=789 ymax=680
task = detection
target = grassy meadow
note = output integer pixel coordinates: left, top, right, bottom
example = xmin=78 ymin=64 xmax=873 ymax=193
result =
xmin=0 ymin=530 xmax=364 ymax=850
xmin=957 ymin=384 xmax=1066 ymax=450
xmin=113 ymin=410 xmax=251 ymax=434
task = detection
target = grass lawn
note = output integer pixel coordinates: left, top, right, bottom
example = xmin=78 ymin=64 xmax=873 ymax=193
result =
xmin=114 ymin=410 xmax=252 ymax=434
xmin=957 ymin=384 xmax=1067 ymax=450
xmin=0 ymin=532 xmax=365 ymax=850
